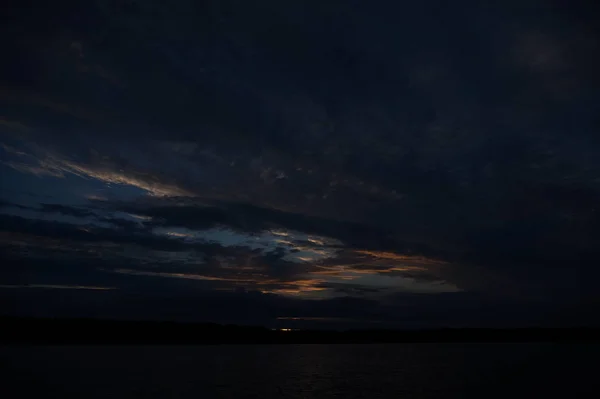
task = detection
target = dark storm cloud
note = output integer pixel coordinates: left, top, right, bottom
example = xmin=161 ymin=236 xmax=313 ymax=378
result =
xmin=2 ymin=0 xmax=600 ymax=325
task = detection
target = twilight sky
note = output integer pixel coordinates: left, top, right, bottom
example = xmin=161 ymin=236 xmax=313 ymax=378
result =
xmin=2 ymin=0 xmax=600 ymax=328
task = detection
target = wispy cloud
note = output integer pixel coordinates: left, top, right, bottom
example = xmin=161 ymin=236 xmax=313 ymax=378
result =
xmin=55 ymin=159 xmax=193 ymax=197
xmin=4 ymin=161 xmax=65 ymax=178
xmin=7 ymin=151 xmax=193 ymax=197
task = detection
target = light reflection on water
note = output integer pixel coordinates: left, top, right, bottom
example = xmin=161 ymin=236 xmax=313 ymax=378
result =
xmin=1 ymin=344 xmax=597 ymax=398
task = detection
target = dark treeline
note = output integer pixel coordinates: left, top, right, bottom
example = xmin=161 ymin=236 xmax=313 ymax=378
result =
xmin=1 ymin=316 xmax=598 ymax=344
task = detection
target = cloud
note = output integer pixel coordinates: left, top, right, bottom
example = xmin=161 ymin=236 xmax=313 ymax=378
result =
xmin=4 ymin=161 xmax=65 ymax=178
xmin=2 ymin=0 xmax=600 ymax=326
xmin=38 ymin=203 xmax=97 ymax=218
xmin=13 ymin=154 xmax=193 ymax=197
xmin=0 ymin=206 xmax=459 ymax=301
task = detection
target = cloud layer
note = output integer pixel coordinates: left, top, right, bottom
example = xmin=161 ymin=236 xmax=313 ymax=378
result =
xmin=2 ymin=0 xmax=600 ymax=326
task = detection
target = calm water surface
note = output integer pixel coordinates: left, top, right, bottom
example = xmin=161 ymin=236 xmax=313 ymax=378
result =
xmin=1 ymin=344 xmax=598 ymax=398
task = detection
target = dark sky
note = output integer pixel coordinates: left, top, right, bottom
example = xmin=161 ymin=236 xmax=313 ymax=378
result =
xmin=1 ymin=0 xmax=600 ymax=328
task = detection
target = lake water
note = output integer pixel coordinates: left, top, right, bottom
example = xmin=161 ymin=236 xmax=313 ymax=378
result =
xmin=1 ymin=344 xmax=598 ymax=398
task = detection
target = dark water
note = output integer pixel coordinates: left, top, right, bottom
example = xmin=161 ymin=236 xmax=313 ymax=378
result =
xmin=1 ymin=344 xmax=598 ymax=398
